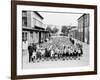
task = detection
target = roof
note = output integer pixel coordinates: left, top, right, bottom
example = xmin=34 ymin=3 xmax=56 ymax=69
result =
xmin=77 ymin=14 xmax=86 ymax=20
xmin=34 ymin=26 xmax=45 ymax=30
xmin=34 ymin=11 xmax=44 ymax=19
xmin=22 ymin=27 xmax=49 ymax=33
xmin=77 ymin=13 xmax=89 ymax=20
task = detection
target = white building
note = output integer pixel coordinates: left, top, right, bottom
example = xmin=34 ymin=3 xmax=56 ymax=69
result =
xmin=22 ymin=11 xmax=50 ymax=45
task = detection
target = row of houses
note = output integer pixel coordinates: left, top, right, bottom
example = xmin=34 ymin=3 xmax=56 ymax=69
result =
xmin=69 ymin=14 xmax=89 ymax=44
xmin=22 ymin=11 xmax=50 ymax=45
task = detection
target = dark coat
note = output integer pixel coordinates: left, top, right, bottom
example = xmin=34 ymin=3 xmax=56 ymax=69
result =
xmin=28 ymin=45 xmax=33 ymax=55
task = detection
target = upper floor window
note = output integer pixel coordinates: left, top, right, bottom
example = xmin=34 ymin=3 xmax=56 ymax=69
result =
xmin=22 ymin=11 xmax=27 ymax=17
xmin=22 ymin=11 xmax=27 ymax=27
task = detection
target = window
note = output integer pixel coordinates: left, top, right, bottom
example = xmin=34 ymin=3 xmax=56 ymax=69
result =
xmin=22 ymin=32 xmax=27 ymax=41
xmin=22 ymin=11 xmax=27 ymax=17
xmin=22 ymin=17 xmax=27 ymax=27
xmin=22 ymin=11 xmax=27 ymax=27
xmin=30 ymin=32 xmax=33 ymax=39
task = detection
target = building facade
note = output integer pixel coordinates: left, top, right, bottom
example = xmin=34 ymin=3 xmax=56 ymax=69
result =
xmin=22 ymin=11 xmax=50 ymax=45
xmin=78 ymin=14 xmax=89 ymax=44
xmin=69 ymin=27 xmax=79 ymax=40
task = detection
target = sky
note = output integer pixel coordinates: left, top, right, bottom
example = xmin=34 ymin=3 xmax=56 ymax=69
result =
xmin=38 ymin=11 xmax=83 ymax=30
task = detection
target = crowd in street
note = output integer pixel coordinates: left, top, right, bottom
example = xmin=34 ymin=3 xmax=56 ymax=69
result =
xmin=23 ymin=36 xmax=83 ymax=63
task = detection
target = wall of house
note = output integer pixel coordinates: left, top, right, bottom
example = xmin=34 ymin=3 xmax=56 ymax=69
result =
xmin=31 ymin=12 xmax=43 ymax=28
xmin=27 ymin=11 xmax=32 ymax=28
xmin=78 ymin=15 xmax=84 ymax=42
xmin=70 ymin=30 xmax=78 ymax=40
xmin=23 ymin=11 xmax=43 ymax=28
xmin=78 ymin=14 xmax=89 ymax=44
xmin=84 ymin=14 xmax=89 ymax=44
xmin=22 ymin=11 xmax=44 ymax=44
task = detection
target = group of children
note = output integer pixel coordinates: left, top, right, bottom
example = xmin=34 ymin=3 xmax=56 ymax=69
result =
xmin=28 ymin=41 xmax=83 ymax=63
